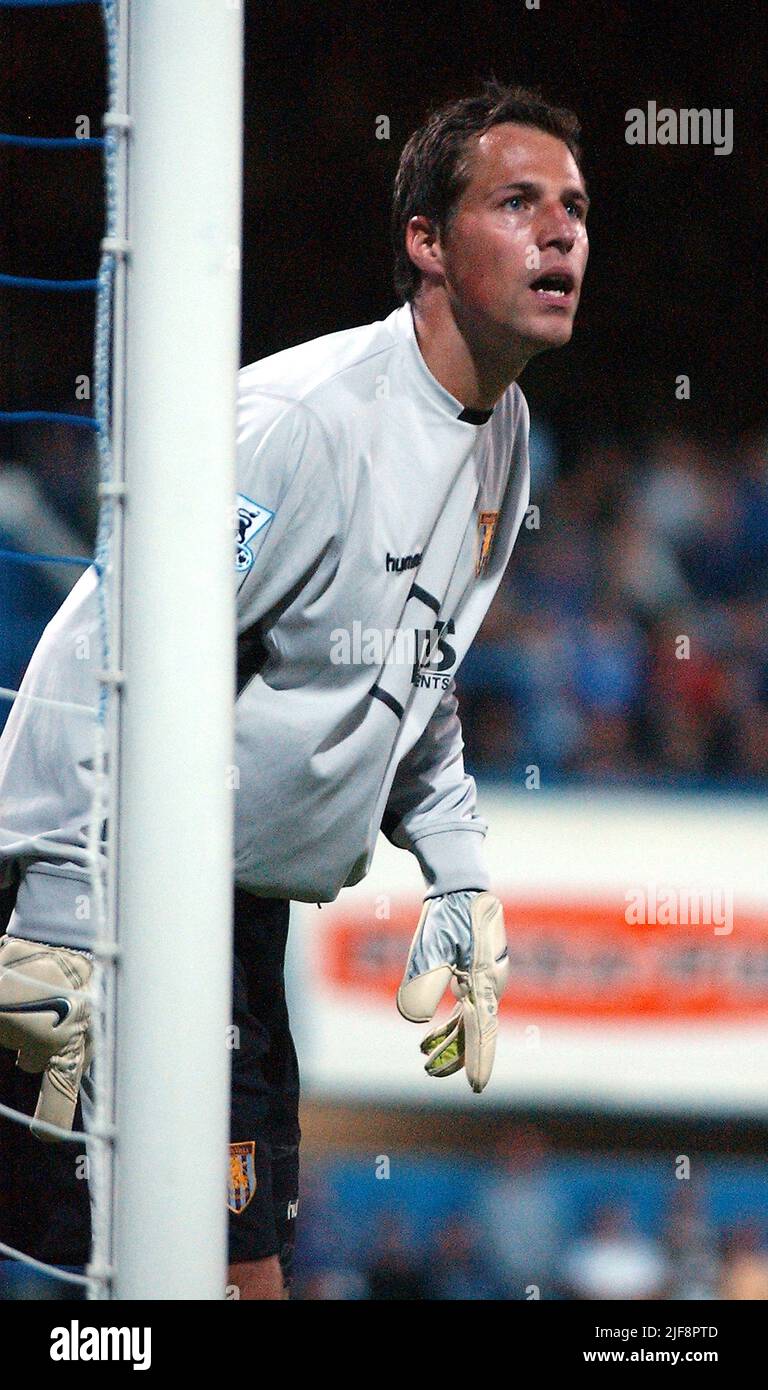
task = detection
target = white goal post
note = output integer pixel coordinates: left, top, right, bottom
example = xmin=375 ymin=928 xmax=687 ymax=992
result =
xmin=114 ymin=0 xmax=243 ymax=1299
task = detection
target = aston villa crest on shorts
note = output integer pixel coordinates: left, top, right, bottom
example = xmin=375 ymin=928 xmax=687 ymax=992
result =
xmin=228 ymin=1140 xmax=257 ymax=1214
xmin=476 ymin=510 xmax=499 ymax=575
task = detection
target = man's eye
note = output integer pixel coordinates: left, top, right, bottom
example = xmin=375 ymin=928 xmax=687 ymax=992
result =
xmin=505 ymin=196 xmax=524 ymax=210
xmin=566 ymin=202 xmax=585 ymax=219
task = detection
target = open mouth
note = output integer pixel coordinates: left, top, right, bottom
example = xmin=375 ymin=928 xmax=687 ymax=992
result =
xmin=529 ymin=272 xmax=575 ymax=299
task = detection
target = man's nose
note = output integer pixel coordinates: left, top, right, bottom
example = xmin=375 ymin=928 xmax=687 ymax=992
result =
xmin=536 ymin=205 xmax=576 ymax=256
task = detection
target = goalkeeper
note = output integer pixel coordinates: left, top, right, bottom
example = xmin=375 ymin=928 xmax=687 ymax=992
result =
xmin=0 ymin=81 xmax=588 ymax=1299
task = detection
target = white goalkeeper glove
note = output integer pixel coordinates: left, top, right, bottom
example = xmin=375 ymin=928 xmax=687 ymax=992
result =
xmin=396 ymin=890 xmax=509 ymax=1093
xmin=0 ymin=935 xmax=93 ymax=1141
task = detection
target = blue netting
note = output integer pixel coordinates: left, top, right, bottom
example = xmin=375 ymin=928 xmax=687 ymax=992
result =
xmin=0 ymin=133 xmax=104 ymax=148
xmin=0 ymin=2 xmax=98 ymax=9
xmin=0 ymin=411 xmax=97 ymax=428
xmin=0 ymin=272 xmax=98 ymax=290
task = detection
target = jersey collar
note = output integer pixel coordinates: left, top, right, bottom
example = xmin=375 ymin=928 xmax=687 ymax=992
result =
xmin=392 ymin=303 xmax=495 ymax=426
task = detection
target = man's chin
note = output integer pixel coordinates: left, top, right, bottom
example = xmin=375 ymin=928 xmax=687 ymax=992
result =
xmin=522 ymin=315 xmax=575 ymax=351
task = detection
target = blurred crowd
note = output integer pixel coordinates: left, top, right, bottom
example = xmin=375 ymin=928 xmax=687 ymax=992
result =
xmin=0 ymin=421 xmax=98 ymax=735
xmin=3 ymin=1124 xmax=767 ymax=1301
xmin=2 ymin=420 xmax=767 ymax=784
xmin=458 ymin=425 xmax=768 ymax=787
xmin=292 ymin=1126 xmax=768 ymax=1302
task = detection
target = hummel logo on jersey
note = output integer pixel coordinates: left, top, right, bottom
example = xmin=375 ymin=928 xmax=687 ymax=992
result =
xmin=386 ymin=550 xmax=422 ymax=573
xmin=0 ymin=997 xmax=70 ymax=1025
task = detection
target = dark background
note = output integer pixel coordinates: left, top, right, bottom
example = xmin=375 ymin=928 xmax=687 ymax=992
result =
xmin=0 ymin=0 xmax=765 ymax=447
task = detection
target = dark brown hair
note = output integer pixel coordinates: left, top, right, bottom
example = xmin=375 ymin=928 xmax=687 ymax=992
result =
xmin=391 ymin=80 xmax=582 ymax=302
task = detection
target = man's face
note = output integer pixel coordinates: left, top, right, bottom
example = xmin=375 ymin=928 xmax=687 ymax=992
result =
xmin=439 ymin=122 xmax=589 ymax=353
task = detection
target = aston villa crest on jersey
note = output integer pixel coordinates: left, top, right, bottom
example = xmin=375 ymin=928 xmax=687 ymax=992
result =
xmin=476 ymin=510 xmax=499 ymax=575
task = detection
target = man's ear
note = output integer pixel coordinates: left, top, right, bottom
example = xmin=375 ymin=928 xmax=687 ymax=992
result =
xmin=405 ymin=214 xmax=445 ymax=288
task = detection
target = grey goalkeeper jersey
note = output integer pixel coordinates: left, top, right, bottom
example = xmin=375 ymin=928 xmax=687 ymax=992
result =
xmin=0 ymin=303 xmax=530 ymax=948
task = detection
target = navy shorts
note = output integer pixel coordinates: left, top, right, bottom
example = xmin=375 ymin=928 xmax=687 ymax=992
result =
xmin=0 ymin=889 xmax=300 ymax=1289
xmin=228 ymin=890 xmax=300 ymax=1283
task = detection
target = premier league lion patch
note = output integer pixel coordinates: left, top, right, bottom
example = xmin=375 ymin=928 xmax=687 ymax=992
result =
xmin=235 ymin=494 xmax=274 ymax=572
xmin=228 ymin=1140 xmax=257 ymax=1214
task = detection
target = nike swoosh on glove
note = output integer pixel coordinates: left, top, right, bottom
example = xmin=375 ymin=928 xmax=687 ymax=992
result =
xmin=396 ymin=890 xmax=509 ymax=1093
xmin=0 ymin=936 xmax=93 ymax=1142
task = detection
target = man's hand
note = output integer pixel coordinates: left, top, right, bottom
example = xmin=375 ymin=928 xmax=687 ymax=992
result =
xmin=396 ymin=890 xmax=509 ymax=1093
xmin=0 ymin=936 xmax=92 ymax=1141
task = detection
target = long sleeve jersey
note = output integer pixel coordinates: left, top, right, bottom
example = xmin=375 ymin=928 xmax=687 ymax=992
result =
xmin=0 ymin=303 xmax=530 ymax=948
